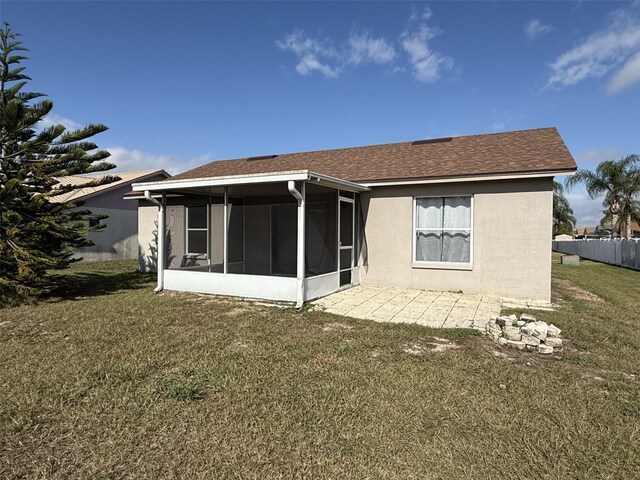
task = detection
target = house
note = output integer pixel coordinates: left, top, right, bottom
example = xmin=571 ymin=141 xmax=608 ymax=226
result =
xmin=127 ymin=127 xmax=576 ymax=307
xmin=574 ymin=226 xmax=597 ymax=238
xmin=51 ymin=170 xmax=170 ymax=261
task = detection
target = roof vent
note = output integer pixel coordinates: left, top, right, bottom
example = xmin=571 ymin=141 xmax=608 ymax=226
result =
xmin=411 ymin=137 xmax=452 ymax=145
xmin=246 ymin=154 xmax=278 ymax=161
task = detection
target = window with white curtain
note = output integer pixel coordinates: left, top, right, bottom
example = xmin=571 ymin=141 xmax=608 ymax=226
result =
xmin=186 ymin=205 xmax=208 ymax=256
xmin=414 ymin=196 xmax=472 ymax=265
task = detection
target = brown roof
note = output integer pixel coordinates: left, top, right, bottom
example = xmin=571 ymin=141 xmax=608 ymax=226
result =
xmin=170 ymin=127 xmax=576 ymax=184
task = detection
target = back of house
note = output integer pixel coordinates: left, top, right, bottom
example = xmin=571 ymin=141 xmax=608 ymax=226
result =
xmin=127 ymin=127 xmax=576 ymax=305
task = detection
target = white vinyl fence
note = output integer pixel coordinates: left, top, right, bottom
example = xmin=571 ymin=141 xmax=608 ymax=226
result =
xmin=552 ymin=238 xmax=640 ymax=271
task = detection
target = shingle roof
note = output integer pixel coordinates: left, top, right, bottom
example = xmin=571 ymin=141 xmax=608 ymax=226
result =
xmin=50 ymin=170 xmax=169 ymax=203
xmin=169 ymin=127 xmax=576 ymax=184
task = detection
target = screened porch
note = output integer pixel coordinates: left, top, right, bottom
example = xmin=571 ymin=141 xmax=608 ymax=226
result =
xmin=132 ymin=171 xmax=368 ymax=306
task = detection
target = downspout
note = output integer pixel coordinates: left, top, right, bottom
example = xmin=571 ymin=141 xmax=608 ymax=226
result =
xmin=288 ymin=180 xmax=305 ymax=309
xmin=144 ymin=190 xmax=165 ymax=293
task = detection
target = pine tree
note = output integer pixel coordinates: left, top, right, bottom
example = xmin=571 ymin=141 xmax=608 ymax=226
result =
xmin=0 ymin=23 xmax=118 ymax=300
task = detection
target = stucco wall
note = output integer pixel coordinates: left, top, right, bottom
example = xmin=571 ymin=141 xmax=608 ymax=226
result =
xmin=77 ymin=174 xmax=168 ymax=262
xmin=138 ymin=204 xmax=159 ymax=272
xmin=76 ymin=207 xmax=138 ymax=261
xmin=358 ymin=178 xmax=553 ymax=302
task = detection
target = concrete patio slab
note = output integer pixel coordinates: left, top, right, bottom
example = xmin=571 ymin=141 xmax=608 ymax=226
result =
xmin=313 ymin=285 xmax=504 ymax=330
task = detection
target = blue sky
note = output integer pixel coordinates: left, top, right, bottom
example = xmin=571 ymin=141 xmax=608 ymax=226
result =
xmin=2 ymin=0 xmax=639 ymax=225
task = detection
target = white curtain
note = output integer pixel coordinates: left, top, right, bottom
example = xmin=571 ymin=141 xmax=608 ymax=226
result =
xmin=442 ymin=232 xmax=470 ymax=262
xmin=443 ymin=197 xmax=471 ymax=228
xmin=416 ymin=197 xmax=471 ymax=263
xmin=416 ymin=198 xmax=442 ymax=228
xmin=416 ymin=232 xmax=442 ymax=261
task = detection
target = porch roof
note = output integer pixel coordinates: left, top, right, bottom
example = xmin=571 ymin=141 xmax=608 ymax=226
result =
xmin=130 ymin=169 xmax=370 ymax=194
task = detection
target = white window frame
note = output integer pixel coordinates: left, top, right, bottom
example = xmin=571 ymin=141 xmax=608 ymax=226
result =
xmin=412 ymin=195 xmax=474 ymax=270
xmin=186 ymin=204 xmax=209 ymax=258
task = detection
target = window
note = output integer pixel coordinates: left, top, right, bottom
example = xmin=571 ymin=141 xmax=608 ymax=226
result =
xmin=414 ymin=196 xmax=472 ymax=265
xmin=186 ymin=205 xmax=208 ymax=256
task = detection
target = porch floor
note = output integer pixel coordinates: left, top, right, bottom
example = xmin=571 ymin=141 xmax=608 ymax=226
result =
xmin=313 ymin=285 xmax=502 ymax=330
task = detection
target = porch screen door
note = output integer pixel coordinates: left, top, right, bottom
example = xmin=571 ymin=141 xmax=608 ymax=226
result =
xmin=338 ymin=196 xmax=355 ymax=286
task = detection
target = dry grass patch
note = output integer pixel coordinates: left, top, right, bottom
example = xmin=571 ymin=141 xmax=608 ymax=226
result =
xmin=322 ymin=321 xmax=354 ymax=332
xmin=553 ymin=278 xmax=604 ymax=303
xmin=0 ymin=256 xmax=639 ymax=478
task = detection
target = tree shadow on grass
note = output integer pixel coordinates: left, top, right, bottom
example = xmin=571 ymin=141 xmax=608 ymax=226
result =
xmin=44 ymin=267 xmax=155 ymax=303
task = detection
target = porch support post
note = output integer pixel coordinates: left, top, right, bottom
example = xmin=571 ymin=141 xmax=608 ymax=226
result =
xmin=223 ymin=186 xmax=228 ymax=274
xmin=144 ymin=190 xmax=165 ymax=293
xmin=288 ymin=181 xmax=306 ymax=308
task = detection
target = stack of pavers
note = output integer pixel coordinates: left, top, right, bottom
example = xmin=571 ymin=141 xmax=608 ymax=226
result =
xmin=485 ymin=313 xmax=563 ymax=354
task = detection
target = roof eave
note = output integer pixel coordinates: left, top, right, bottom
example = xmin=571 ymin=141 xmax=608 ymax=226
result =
xmin=358 ymin=169 xmax=576 ymax=187
xmin=131 ymin=170 xmax=370 ymax=193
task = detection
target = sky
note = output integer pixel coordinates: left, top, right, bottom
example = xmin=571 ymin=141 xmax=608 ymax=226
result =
xmin=1 ymin=0 xmax=639 ymax=226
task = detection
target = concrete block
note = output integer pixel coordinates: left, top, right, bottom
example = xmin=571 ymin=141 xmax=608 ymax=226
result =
xmin=544 ymin=337 xmax=563 ymax=348
xmin=522 ymin=334 xmax=541 ymax=346
xmin=531 ymin=322 xmax=549 ymax=341
xmin=507 ymin=340 xmax=526 ymax=350
xmin=538 ymin=344 xmax=554 ymax=354
xmin=560 ymin=255 xmax=580 ymax=266
xmin=503 ymin=326 xmax=522 ymax=341
xmin=547 ymin=324 xmax=562 ymax=337
xmin=496 ymin=316 xmax=513 ymax=327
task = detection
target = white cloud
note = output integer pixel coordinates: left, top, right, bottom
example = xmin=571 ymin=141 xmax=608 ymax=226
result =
xmin=607 ymin=50 xmax=640 ymax=93
xmin=275 ymin=30 xmax=337 ymax=58
xmin=276 ymin=29 xmax=395 ymax=78
xmin=347 ymin=32 xmax=396 ymax=65
xmin=38 ymin=113 xmax=81 ymax=131
xmin=277 ymin=11 xmax=454 ymax=83
xmin=410 ymin=6 xmax=432 ymax=21
xmin=295 ymin=55 xmax=339 ymax=78
xmin=401 ymin=24 xmax=454 ymax=83
xmin=106 ymin=147 xmax=214 ymax=175
xmin=490 ymin=121 xmax=506 ymax=131
xmin=276 ymin=30 xmax=340 ymax=79
xmin=548 ymin=8 xmax=640 ymax=91
xmin=525 ymin=19 xmax=553 ymax=40
xmin=566 ymin=189 xmax=605 ymax=226
xmin=576 ymin=147 xmax=624 ymax=167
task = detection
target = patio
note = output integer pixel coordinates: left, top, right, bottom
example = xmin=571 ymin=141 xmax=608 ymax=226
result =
xmin=313 ymin=285 xmax=503 ymax=330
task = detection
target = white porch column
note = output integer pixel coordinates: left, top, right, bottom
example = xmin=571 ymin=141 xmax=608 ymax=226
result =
xmin=144 ymin=190 xmax=165 ymax=293
xmin=223 ymin=186 xmax=228 ymax=274
xmin=288 ymin=181 xmax=306 ymax=308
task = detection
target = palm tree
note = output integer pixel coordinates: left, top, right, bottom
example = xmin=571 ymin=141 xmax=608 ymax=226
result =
xmin=566 ymin=154 xmax=640 ymax=238
xmin=553 ymin=181 xmax=576 ymax=236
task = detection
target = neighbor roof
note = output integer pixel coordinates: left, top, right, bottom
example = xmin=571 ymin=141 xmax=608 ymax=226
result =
xmin=50 ymin=170 xmax=170 ymax=203
xmin=168 ymin=127 xmax=576 ymax=185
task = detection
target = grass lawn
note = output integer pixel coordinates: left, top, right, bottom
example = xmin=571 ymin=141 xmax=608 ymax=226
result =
xmin=1 ymin=255 xmax=639 ymax=478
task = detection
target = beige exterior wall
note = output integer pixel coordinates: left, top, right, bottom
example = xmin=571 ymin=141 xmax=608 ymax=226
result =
xmin=138 ymin=205 xmax=159 ymax=272
xmin=358 ymin=178 xmax=553 ymax=302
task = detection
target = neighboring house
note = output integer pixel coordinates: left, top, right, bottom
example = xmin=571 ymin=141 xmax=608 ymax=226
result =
xmin=127 ymin=127 xmax=576 ymax=306
xmin=51 ymin=170 xmax=170 ymax=261
xmin=574 ymin=226 xmax=597 ymax=238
